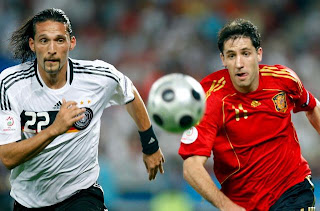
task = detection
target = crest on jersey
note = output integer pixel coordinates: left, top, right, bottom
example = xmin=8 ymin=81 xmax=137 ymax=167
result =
xmin=272 ymin=92 xmax=287 ymax=113
xmin=73 ymin=107 xmax=93 ymax=130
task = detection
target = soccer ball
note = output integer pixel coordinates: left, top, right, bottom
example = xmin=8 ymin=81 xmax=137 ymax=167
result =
xmin=147 ymin=73 xmax=206 ymax=133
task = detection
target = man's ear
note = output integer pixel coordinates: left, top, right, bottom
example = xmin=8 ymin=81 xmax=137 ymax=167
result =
xmin=220 ymin=53 xmax=226 ymax=67
xmin=257 ymin=47 xmax=263 ymax=62
xmin=29 ymin=38 xmax=35 ymax=52
xmin=69 ymin=36 xmax=76 ymax=51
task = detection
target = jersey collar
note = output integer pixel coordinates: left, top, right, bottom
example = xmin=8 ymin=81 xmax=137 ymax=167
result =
xmin=34 ymin=58 xmax=74 ymax=87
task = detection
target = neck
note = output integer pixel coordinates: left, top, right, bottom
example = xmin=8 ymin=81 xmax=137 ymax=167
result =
xmin=44 ymin=73 xmax=66 ymax=89
xmin=38 ymin=65 xmax=67 ymax=89
xmin=236 ymin=81 xmax=259 ymax=93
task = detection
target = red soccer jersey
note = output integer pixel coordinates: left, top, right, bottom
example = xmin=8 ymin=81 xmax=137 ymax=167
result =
xmin=179 ymin=64 xmax=317 ymax=210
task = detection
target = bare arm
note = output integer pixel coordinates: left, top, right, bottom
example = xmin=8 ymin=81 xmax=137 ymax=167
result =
xmin=183 ymin=155 xmax=245 ymax=211
xmin=306 ymin=98 xmax=320 ymax=134
xmin=0 ymin=100 xmax=85 ymax=169
xmin=125 ymin=86 xmax=165 ymax=180
xmin=125 ymin=86 xmax=152 ymax=131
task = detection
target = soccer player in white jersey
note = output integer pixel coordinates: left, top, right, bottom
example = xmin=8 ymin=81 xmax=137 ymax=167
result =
xmin=0 ymin=8 xmax=165 ymax=210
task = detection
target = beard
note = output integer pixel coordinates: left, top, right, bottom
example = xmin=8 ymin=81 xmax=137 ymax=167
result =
xmin=43 ymin=60 xmax=61 ymax=75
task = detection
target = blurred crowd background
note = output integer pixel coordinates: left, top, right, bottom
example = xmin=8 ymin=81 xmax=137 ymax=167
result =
xmin=0 ymin=0 xmax=320 ymax=210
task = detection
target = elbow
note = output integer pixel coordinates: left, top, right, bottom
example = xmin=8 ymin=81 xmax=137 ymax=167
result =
xmin=183 ymin=163 xmax=188 ymax=180
xmin=1 ymin=161 xmax=15 ymax=170
xmin=0 ymin=156 xmax=16 ymax=170
xmin=183 ymin=157 xmax=194 ymax=180
xmin=305 ymin=109 xmax=313 ymax=119
xmin=183 ymin=155 xmax=208 ymax=180
xmin=0 ymin=144 xmax=20 ymax=170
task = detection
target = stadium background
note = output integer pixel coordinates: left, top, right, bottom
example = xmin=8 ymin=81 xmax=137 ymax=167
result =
xmin=0 ymin=0 xmax=319 ymax=210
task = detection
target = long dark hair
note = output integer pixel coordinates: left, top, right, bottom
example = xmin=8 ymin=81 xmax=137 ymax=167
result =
xmin=9 ymin=8 xmax=73 ymax=62
xmin=217 ymin=18 xmax=261 ymax=54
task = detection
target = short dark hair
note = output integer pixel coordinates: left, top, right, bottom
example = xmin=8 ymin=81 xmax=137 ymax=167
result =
xmin=9 ymin=8 xmax=73 ymax=62
xmin=217 ymin=19 xmax=261 ymax=54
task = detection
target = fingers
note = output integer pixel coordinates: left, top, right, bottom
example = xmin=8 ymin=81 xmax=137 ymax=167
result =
xmin=72 ymin=107 xmax=86 ymax=120
xmin=147 ymin=158 xmax=165 ymax=180
xmin=144 ymin=161 xmax=149 ymax=173
xmin=144 ymin=150 xmax=166 ymax=181
xmin=159 ymin=161 xmax=164 ymax=174
xmin=149 ymin=166 xmax=158 ymax=181
xmin=54 ymin=99 xmax=86 ymax=133
xmin=61 ymin=99 xmax=78 ymax=109
xmin=144 ymin=161 xmax=156 ymax=181
xmin=73 ymin=111 xmax=86 ymax=122
xmin=61 ymin=99 xmax=86 ymax=118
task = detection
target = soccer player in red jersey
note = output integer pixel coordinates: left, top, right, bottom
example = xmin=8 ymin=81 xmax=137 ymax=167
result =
xmin=179 ymin=19 xmax=320 ymax=211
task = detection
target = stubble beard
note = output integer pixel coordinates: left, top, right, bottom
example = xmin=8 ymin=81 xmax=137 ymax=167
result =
xmin=44 ymin=61 xmax=61 ymax=75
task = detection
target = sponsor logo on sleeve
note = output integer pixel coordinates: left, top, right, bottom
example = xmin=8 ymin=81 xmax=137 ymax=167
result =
xmin=181 ymin=126 xmax=198 ymax=144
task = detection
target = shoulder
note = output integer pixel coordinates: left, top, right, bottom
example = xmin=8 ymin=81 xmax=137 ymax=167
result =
xmin=0 ymin=61 xmax=34 ymax=80
xmin=70 ymin=58 xmax=122 ymax=83
xmin=0 ymin=61 xmax=35 ymax=88
xmin=259 ymin=64 xmax=303 ymax=91
xmin=201 ymin=69 xmax=233 ymax=100
xmin=260 ymin=64 xmax=300 ymax=81
xmin=201 ymin=69 xmax=229 ymax=91
xmin=0 ymin=61 xmax=34 ymax=110
xmin=71 ymin=58 xmax=115 ymax=69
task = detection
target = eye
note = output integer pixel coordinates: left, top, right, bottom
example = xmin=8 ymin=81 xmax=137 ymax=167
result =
xmin=243 ymin=51 xmax=250 ymax=56
xmin=57 ymin=38 xmax=65 ymax=43
xmin=39 ymin=38 xmax=47 ymax=44
xmin=227 ymin=54 xmax=235 ymax=59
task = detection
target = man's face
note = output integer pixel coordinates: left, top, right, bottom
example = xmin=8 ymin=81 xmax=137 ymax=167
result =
xmin=29 ymin=20 xmax=76 ymax=75
xmin=220 ymin=37 xmax=262 ymax=93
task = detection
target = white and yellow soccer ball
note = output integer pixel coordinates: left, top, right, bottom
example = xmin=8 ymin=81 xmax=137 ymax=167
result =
xmin=147 ymin=73 xmax=206 ymax=133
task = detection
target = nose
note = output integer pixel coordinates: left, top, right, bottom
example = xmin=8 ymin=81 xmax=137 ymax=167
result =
xmin=48 ymin=41 xmax=56 ymax=55
xmin=235 ymin=55 xmax=244 ymax=69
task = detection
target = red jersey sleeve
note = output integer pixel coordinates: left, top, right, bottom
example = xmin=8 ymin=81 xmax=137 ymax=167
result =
xmin=178 ymin=80 xmax=223 ymax=160
xmin=275 ymin=65 xmax=317 ymax=113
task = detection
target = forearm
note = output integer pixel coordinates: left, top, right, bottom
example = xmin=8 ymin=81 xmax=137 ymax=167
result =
xmin=0 ymin=127 xmax=57 ymax=169
xmin=126 ymin=86 xmax=151 ymax=131
xmin=183 ymin=156 xmax=239 ymax=210
xmin=306 ymin=98 xmax=320 ymax=134
xmin=0 ymin=99 xmax=85 ymax=169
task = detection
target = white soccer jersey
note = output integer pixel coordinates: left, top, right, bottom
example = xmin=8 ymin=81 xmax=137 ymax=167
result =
xmin=0 ymin=58 xmax=134 ymax=208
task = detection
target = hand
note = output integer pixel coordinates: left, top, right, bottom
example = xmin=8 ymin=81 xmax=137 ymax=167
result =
xmin=50 ymin=99 xmax=86 ymax=136
xmin=143 ymin=148 xmax=165 ymax=181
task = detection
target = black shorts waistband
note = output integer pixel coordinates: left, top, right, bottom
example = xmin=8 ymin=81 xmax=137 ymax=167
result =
xmin=14 ymin=183 xmax=104 ymax=210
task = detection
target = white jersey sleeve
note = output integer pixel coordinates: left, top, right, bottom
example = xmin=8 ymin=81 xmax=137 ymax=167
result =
xmin=0 ymin=66 xmax=23 ymax=145
xmin=92 ymin=60 xmax=135 ymax=108
xmin=0 ymin=110 xmax=21 ymax=145
xmin=108 ymin=75 xmax=134 ymax=106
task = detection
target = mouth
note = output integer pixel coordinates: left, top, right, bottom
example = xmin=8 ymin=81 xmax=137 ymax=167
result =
xmin=45 ymin=59 xmax=59 ymax=64
xmin=236 ymin=72 xmax=248 ymax=80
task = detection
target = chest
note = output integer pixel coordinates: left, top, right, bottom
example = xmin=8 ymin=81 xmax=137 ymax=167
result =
xmin=19 ymin=84 xmax=110 ymax=134
xmin=221 ymin=90 xmax=294 ymax=146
